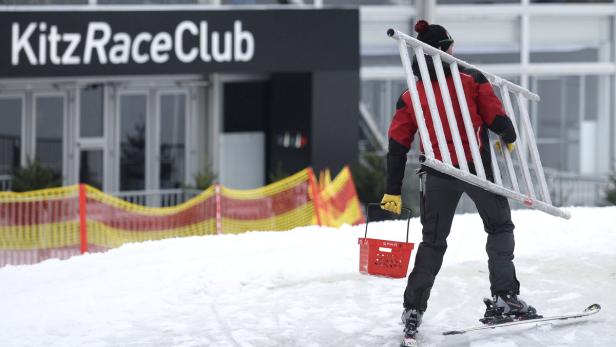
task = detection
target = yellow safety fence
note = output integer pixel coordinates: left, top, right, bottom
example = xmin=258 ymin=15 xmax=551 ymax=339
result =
xmin=0 ymin=167 xmax=364 ymax=267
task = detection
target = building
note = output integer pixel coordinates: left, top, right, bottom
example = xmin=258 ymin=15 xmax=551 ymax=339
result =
xmin=0 ymin=0 xmax=614 ymax=207
xmin=359 ymin=0 xmax=614 ymax=206
xmin=0 ymin=2 xmax=359 ymax=198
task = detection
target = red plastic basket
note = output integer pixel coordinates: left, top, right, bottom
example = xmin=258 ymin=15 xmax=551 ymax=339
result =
xmin=358 ymin=204 xmax=414 ymax=279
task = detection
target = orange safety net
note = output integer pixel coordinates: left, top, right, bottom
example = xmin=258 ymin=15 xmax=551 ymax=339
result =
xmin=0 ymin=167 xmax=364 ymax=267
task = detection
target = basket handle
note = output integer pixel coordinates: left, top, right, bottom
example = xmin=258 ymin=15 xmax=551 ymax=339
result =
xmin=364 ymin=203 xmax=412 ymax=243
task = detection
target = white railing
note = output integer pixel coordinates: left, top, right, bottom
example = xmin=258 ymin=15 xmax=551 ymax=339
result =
xmin=388 ymin=28 xmax=570 ymax=219
xmin=543 ymin=169 xmax=609 ymax=207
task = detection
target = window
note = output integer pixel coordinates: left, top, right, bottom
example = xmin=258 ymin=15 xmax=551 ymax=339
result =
xmin=0 ymin=0 xmax=87 ymax=4
xmin=0 ymin=98 xmax=22 ymax=176
xmin=439 ymin=17 xmax=521 ymax=64
xmin=119 ymin=94 xmax=147 ymax=191
xmin=35 ymin=95 xmax=64 ymax=177
xmin=159 ymin=94 xmax=187 ymax=189
xmin=80 ymin=150 xmax=103 ymax=190
xmin=361 ymin=79 xmax=411 ymax=137
xmin=80 ymin=85 xmax=105 ymax=138
xmin=530 ymin=16 xmax=613 ymax=63
xmin=438 ymin=0 xmax=518 ymax=3
xmin=530 ymin=75 xmax=612 ymax=173
xmin=98 ymin=0 xmax=197 ymax=3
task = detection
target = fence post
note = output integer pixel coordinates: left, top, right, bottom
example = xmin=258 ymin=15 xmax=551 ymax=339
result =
xmin=215 ymin=184 xmax=222 ymax=235
xmin=307 ymin=169 xmax=323 ymax=226
xmin=78 ymin=184 xmax=88 ymax=254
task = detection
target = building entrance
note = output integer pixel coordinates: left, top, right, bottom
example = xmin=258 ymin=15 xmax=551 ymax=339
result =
xmin=0 ymin=76 xmax=202 ymax=193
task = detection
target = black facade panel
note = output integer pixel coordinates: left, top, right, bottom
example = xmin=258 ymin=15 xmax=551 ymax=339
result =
xmin=0 ymin=8 xmax=361 ymax=186
xmin=223 ymin=80 xmax=269 ymax=132
xmin=311 ymin=70 xmax=359 ymax=173
xmin=267 ymin=73 xmax=311 ymax=181
xmin=0 ymin=9 xmax=359 ymax=77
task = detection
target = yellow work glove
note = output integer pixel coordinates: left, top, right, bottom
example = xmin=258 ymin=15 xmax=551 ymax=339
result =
xmin=380 ymin=194 xmax=402 ymax=215
xmin=495 ymin=140 xmax=515 ymax=153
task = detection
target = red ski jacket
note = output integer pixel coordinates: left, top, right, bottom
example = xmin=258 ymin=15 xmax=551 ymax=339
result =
xmin=385 ymin=59 xmax=516 ymax=195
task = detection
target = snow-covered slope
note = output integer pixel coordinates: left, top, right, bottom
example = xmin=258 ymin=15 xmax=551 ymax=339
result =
xmin=1 ymin=207 xmax=615 ymax=347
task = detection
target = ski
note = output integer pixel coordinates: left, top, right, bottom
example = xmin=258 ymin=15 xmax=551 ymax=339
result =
xmin=400 ymin=335 xmax=418 ymax=347
xmin=442 ymin=304 xmax=601 ymax=336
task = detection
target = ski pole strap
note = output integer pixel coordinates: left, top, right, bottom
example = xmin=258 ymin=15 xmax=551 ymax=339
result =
xmin=416 ymin=168 xmax=426 ymax=195
xmin=365 ymin=202 xmax=412 ymax=243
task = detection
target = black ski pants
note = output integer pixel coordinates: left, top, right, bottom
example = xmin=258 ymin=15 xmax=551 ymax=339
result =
xmin=404 ymin=172 xmax=520 ymax=312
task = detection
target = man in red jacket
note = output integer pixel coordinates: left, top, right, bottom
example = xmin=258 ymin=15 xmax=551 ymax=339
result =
xmin=381 ymin=20 xmax=539 ymax=342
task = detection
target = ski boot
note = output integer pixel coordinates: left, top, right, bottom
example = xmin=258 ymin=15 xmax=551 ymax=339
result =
xmin=480 ymin=293 xmax=542 ymax=325
xmin=400 ymin=308 xmax=423 ymax=347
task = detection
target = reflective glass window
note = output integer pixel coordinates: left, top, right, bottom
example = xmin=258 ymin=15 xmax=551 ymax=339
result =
xmin=160 ymin=94 xmax=186 ymax=189
xmin=35 ymin=96 xmax=64 ymax=177
xmin=120 ymin=94 xmax=147 ymax=191
xmin=99 ymin=0 xmax=197 ymax=3
xmin=530 ymin=16 xmax=613 ymax=63
xmin=529 ymin=75 xmax=612 ymax=173
xmin=0 ymin=0 xmax=87 ymax=4
xmin=80 ymin=150 xmax=103 ymax=190
xmin=80 ymin=85 xmax=104 ymax=137
xmin=437 ymin=0 xmax=518 ymax=3
xmin=0 ymin=98 xmax=22 ymax=176
xmin=530 ymin=0 xmax=610 ymax=3
xmin=440 ymin=17 xmax=521 ymax=64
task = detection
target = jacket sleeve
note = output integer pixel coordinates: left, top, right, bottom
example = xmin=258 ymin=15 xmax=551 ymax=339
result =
xmin=386 ymin=91 xmax=417 ymax=195
xmin=470 ymin=69 xmax=517 ymax=144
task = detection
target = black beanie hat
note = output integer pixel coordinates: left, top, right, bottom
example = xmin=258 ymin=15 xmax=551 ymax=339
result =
xmin=415 ymin=20 xmax=454 ymax=52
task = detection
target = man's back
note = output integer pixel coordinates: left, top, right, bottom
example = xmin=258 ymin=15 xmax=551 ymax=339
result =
xmin=388 ymin=61 xmax=514 ymax=170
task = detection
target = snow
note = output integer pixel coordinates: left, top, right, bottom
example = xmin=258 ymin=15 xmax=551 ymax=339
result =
xmin=1 ymin=207 xmax=615 ymax=347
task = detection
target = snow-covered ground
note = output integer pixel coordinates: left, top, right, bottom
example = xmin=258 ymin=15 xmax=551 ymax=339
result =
xmin=1 ymin=207 xmax=615 ymax=347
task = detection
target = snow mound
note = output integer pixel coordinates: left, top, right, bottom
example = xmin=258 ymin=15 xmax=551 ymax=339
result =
xmin=1 ymin=207 xmax=615 ymax=347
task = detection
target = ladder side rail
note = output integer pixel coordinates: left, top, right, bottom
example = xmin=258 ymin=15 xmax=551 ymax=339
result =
xmin=414 ymin=47 xmax=453 ymax=166
xmin=500 ymin=138 xmax=521 ymax=194
xmin=500 ymin=85 xmax=536 ymax=198
xmin=500 ymin=86 xmax=527 ymax=153
xmin=449 ymin=62 xmax=487 ymax=180
xmin=396 ymin=38 xmax=435 ymax=158
xmin=422 ymin=156 xmax=570 ymax=219
xmin=387 ymin=29 xmax=540 ymax=102
xmin=432 ymin=54 xmax=470 ymax=173
xmin=516 ymin=93 xmax=553 ymax=205
xmin=488 ymin=135 xmax=504 ymax=186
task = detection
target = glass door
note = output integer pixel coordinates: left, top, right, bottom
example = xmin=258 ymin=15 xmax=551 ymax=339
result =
xmin=158 ymin=92 xmax=188 ymax=189
xmin=0 ymin=96 xmax=24 ymax=173
xmin=0 ymin=95 xmax=24 ymax=190
xmin=34 ymin=93 xmax=66 ymax=187
xmin=75 ymin=84 xmax=106 ymax=190
xmin=117 ymin=91 xmax=148 ymax=192
xmin=79 ymin=149 xmax=104 ymax=189
xmin=111 ymin=84 xmax=196 ymax=205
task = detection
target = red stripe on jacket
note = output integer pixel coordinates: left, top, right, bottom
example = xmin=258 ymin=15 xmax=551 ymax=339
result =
xmin=388 ymin=70 xmax=507 ymax=166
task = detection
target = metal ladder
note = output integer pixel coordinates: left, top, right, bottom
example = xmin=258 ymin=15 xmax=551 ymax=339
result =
xmin=388 ymin=28 xmax=570 ymax=219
